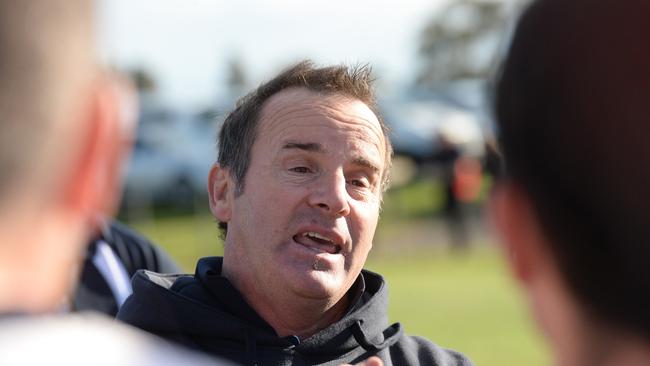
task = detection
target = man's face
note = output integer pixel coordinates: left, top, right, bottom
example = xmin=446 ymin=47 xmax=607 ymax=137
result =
xmin=223 ymin=88 xmax=387 ymax=303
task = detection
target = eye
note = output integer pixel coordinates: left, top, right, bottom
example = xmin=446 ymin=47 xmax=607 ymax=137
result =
xmin=348 ymin=178 xmax=369 ymax=188
xmin=289 ymin=166 xmax=311 ymax=174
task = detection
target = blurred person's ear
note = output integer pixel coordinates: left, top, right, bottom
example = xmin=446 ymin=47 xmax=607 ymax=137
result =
xmin=489 ymin=181 xmax=547 ymax=285
xmin=96 ymin=74 xmax=138 ymax=219
xmin=63 ymin=75 xmax=130 ymax=230
xmin=208 ymin=164 xmax=234 ymax=224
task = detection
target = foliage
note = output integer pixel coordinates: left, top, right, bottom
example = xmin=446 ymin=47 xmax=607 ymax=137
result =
xmin=129 ymin=68 xmax=157 ymax=93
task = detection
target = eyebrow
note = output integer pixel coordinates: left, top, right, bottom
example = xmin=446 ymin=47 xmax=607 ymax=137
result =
xmin=281 ymin=141 xmax=381 ymax=174
xmin=282 ymin=141 xmax=323 ymax=152
xmin=352 ymin=156 xmax=381 ymax=174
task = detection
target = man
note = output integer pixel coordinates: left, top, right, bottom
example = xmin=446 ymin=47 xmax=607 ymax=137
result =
xmin=0 ymin=1 xmax=219 ymax=364
xmin=490 ymin=0 xmax=650 ymax=365
xmin=118 ymin=61 xmax=471 ymax=365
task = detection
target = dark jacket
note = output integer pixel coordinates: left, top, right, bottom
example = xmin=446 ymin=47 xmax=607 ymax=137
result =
xmin=73 ymin=220 xmax=182 ymax=316
xmin=117 ymin=257 xmax=472 ymax=366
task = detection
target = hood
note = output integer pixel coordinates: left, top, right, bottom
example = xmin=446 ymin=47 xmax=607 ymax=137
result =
xmin=118 ymin=257 xmax=403 ymax=362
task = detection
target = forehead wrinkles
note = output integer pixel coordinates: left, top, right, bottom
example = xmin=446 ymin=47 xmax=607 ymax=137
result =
xmin=258 ymin=90 xmax=385 ymax=151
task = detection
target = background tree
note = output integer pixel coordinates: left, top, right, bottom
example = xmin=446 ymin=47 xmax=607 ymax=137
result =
xmin=416 ymin=0 xmax=510 ymax=88
xmin=130 ymin=68 xmax=157 ymax=93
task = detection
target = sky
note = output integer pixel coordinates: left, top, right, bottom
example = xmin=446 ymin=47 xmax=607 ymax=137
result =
xmin=97 ymin=0 xmax=455 ymax=109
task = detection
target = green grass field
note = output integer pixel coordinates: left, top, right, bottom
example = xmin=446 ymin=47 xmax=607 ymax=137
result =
xmin=125 ymin=178 xmax=551 ymax=365
xmin=367 ymin=249 xmax=550 ymax=365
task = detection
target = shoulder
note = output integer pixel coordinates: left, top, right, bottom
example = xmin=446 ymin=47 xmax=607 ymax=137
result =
xmin=0 ymin=314 xmax=224 ymax=366
xmin=122 ymin=270 xmax=215 ymax=318
xmin=384 ymin=334 xmax=473 ymax=366
xmin=130 ymin=270 xmax=196 ymax=296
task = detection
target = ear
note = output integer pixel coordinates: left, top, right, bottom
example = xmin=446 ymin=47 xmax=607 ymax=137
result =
xmin=489 ymin=181 xmax=549 ymax=286
xmin=64 ymin=77 xmax=128 ymax=226
xmin=208 ymin=163 xmax=234 ymax=223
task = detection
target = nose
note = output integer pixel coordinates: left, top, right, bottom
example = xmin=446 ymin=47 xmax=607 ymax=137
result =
xmin=308 ymin=170 xmax=351 ymax=217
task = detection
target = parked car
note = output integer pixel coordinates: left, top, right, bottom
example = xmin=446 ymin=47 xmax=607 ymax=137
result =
xmin=121 ymin=108 xmax=218 ymax=212
xmin=380 ymin=97 xmax=485 ymax=167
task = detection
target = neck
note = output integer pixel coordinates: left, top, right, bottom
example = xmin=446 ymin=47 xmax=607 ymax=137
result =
xmin=0 ymin=248 xmax=63 ymax=314
xmin=260 ymin=294 xmax=349 ymax=340
xmin=0 ymin=208 xmax=85 ymax=314
xmin=223 ymin=268 xmax=351 ymax=340
xmin=579 ymin=329 xmax=650 ymax=366
xmin=553 ymin=313 xmax=650 ymax=366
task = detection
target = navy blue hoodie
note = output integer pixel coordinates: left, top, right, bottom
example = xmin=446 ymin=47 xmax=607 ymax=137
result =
xmin=117 ymin=257 xmax=472 ymax=366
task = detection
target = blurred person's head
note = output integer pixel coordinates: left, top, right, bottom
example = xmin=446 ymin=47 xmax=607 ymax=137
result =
xmin=0 ymin=0 xmax=128 ymax=313
xmin=491 ymin=0 xmax=650 ymax=365
xmin=208 ymin=61 xmax=392 ymax=338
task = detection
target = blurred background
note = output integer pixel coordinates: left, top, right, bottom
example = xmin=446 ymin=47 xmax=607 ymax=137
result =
xmin=98 ymin=0 xmax=548 ymax=364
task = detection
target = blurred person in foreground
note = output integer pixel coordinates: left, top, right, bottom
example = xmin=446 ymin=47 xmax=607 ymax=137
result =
xmin=0 ymin=1 xmax=219 ymax=364
xmin=490 ymin=0 xmax=650 ymax=365
xmin=118 ymin=61 xmax=472 ymax=366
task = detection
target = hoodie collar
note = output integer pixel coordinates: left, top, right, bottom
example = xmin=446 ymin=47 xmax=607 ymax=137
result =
xmin=195 ymin=257 xmax=274 ymax=332
xmin=118 ymin=257 xmax=402 ymax=359
xmin=195 ymin=257 xmax=367 ymax=336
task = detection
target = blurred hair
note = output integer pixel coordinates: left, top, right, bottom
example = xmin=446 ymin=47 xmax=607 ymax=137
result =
xmin=0 ymin=0 xmax=93 ymax=199
xmin=495 ymin=0 xmax=650 ymax=338
xmin=217 ymin=60 xmax=392 ymax=234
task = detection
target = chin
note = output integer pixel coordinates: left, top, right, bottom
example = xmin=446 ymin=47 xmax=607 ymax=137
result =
xmin=288 ymin=269 xmax=347 ymax=301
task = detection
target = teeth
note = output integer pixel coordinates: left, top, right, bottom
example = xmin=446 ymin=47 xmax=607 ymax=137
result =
xmin=302 ymin=231 xmax=333 ymax=244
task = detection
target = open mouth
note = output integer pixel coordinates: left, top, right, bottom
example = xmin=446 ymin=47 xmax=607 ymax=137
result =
xmin=293 ymin=231 xmax=342 ymax=254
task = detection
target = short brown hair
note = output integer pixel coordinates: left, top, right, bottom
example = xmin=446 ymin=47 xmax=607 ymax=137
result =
xmin=217 ymin=60 xmax=392 ymax=233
